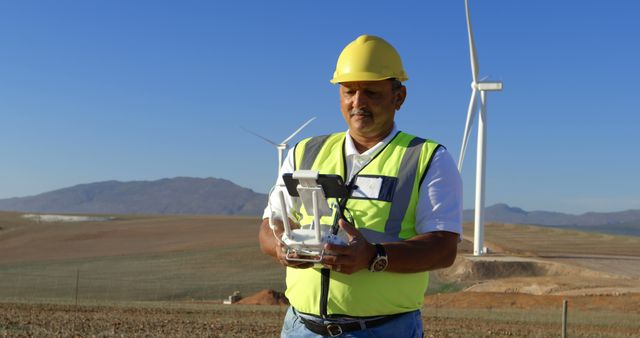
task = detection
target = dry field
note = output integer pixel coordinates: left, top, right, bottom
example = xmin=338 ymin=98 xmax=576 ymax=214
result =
xmin=2 ymin=294 xmax=639 ymax=337
xmin=0 ymin=212 xmax=285 ymax=302
xmin=1 ymin=211 xmax=639 ymax=337
xmin=470 ymin=222 xmax=640 ymax=278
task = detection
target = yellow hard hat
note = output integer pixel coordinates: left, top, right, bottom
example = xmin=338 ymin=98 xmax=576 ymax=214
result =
xmin=330 ymin=35 xmax=408 ymax=84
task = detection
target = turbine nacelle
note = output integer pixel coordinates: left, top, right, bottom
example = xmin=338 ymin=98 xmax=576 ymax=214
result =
xmin=473 ymin=81 xmax=503 ymax=91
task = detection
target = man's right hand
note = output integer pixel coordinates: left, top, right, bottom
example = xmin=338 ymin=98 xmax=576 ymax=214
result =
xmin=276 ymin=240 xmax=314 ymax=269
xmin=259 ymin=217 xmax=313 ymax=269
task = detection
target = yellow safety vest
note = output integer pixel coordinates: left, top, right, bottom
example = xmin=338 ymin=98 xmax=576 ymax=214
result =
xmin=286 ymin=131 xmax=442 ymax=317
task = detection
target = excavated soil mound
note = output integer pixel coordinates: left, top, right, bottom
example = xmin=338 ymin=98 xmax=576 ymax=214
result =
xmin=436 ymin=254 xmax=613 ymax=282
xmin=236 ymin=289 xmax=289 ymax=305
xmin=431 ymin=254 xmax=640 ymax=295
xmin=462 ymin=260 xmax=548 ymax=279
xmin=435 ymin=256 xmax=545 ymax=283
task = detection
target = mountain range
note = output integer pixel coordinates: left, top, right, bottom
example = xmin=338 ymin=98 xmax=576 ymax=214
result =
xmin=0 ymin=177 xmax=638 ymax=236
xmin=0 ymin=177 xmax=266 ymax=216
xmin=463 ymin=203 xmax=640 ymax=236
xmin=463 ymin=203 xmax=640 ymax=227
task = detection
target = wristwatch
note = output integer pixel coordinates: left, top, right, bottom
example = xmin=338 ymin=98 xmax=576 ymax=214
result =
xmin=369 ymin=244 xmax=388 ymax=272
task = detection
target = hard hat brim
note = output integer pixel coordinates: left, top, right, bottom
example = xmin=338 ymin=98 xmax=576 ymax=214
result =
xmin=330 ymin=72 xmax=408 ymax=84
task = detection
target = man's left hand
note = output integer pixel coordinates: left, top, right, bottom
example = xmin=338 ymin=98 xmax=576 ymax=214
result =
xmin=321 ymin=218 xmax=376 ymax=274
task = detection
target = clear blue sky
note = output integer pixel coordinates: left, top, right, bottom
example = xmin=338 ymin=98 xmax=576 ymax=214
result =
xmin=1 ymin=1 xmax=638 ymax=214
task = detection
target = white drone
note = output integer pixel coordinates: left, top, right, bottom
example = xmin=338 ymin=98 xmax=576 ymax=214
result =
xmin=269 ymin=170 xmax=348 ymax=262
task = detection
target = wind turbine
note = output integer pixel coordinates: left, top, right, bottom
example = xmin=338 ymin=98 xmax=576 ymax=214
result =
xmin=243 ymin=117 xmax=316 ymax=175
xmin=458 ymin=0 xmax=503 ymax=256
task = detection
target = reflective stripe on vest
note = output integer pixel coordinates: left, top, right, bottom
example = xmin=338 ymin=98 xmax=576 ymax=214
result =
xmin=286 ymin=131 xmax=442 ymax=316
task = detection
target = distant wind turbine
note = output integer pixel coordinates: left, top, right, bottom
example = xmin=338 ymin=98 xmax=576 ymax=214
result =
xmin=458 ymin=0 xmax=503 ymax=256
xmin=243 ymin=117 xmax=316 ymax=175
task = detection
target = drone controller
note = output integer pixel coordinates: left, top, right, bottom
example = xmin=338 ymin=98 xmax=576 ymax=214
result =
xmin=275 ymin=170 xmax=348 ymax=263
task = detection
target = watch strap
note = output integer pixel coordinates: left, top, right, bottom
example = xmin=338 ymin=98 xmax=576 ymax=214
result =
xmin=374 ymin=243 xmax=386 ymax=258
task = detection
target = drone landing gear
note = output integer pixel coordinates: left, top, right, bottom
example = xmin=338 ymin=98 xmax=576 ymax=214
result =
xmin=276 ymin=170 xmax=347 ymax=263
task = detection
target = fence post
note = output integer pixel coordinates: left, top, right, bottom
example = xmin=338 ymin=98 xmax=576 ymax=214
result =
xmin=562 ymin=299 xmax=568 ymax=338
xmin=75 ymin=269 xmax=80 ymax=306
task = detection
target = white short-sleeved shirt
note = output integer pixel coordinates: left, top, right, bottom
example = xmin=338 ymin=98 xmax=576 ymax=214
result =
xmin=263 ymin=124 xmax=462 ymax=237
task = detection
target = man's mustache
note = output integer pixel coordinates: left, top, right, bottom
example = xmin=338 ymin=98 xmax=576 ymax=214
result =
xmin=350 ymin=108 xmax=372 ymax=117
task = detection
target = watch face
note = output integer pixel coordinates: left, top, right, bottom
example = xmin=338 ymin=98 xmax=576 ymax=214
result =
xmin=371 ymin=257 xmax=388 ymax=272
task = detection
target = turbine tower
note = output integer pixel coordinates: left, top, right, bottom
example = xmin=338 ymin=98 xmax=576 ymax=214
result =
xmin=244 ymin=117 xmax=316 ymax=175
xmin=458 ymin=0 xmax=503 ymax=256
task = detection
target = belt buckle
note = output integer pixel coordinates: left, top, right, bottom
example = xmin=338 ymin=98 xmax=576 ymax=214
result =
xmin=326 ymin=323 xmax=343 ymax=337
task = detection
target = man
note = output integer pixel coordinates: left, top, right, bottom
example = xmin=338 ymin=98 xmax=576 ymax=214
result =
xmin=259 ymin=35 xmax=462 ymax=337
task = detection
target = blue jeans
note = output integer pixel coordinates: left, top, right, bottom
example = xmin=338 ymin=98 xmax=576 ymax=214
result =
xmin=280 ymin=307 xmax=423 ymax=338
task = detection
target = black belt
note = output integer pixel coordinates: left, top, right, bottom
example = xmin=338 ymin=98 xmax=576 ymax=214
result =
xmin=298 ymin=312 xmax=405 ymax=337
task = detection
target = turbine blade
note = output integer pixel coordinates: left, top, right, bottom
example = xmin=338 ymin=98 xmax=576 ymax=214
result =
xmin=465 ymin=0 xmax=479 ymax=84
xmin=240 ymin=127 xmax=279 ymax=146
xmin=281 ymin=117 xmax=317 ymax=144
xmin=458 ymin=89 xmax=478 ymax=171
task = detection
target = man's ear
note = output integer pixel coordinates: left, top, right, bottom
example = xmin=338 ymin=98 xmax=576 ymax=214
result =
xmin=394 ymin=86 xmax=407 ymax=110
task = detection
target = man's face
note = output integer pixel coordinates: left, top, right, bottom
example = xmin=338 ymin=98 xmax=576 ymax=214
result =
xmin=339 ymin=80 xmax=406 ymax=139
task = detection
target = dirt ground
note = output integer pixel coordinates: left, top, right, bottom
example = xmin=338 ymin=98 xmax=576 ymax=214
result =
xmin=0 ymin=302 xmax=285 ymax=337
xmin=2 ymin=292 xmax=639 ymax=337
